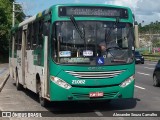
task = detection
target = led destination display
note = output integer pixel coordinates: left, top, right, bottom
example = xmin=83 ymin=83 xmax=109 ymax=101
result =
xmin=59 ymin=6 xmax=128 ymax=18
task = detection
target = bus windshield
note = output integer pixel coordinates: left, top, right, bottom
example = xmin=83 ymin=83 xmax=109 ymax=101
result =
xmin=52 ymin=21 xmax=134 ymax=65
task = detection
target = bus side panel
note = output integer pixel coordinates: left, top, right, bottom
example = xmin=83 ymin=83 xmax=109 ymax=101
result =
xmin=9 ymin=57 xmax=12 ymax=78
xmin=10 ymin=58 xmax=17 ymax=80
xmin=25 ymin=50 xmax=37 ymax=93
xmin=17 ymin=30 xmax=27 ymax=86
xmin=17 ymin=50 xmax=23 ymax=85
xmin=33 ymin=44 xmax=45 ymax=95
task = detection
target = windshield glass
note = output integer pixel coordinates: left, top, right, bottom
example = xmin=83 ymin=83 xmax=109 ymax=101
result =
xmin=52 ymin=21 xmax=134 ymax=65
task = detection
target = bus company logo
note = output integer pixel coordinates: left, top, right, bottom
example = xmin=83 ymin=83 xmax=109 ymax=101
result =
xmin=2 ymin=112 xmax=11 ymax=117
xmin=88 ymin=67 xmax=104 ymax=70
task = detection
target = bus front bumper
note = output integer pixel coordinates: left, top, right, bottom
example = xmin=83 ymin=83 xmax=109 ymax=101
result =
xmin=49 ymin=80 xmax=135 ymax=101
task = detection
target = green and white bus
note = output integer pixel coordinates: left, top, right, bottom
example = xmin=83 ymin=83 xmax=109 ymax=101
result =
xmin=9 ymin=4 xmax=135 ymax=106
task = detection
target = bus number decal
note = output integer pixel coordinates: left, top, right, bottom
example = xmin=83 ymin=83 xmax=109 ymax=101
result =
xmin=72 ymin=80 xmax=85 ymax=84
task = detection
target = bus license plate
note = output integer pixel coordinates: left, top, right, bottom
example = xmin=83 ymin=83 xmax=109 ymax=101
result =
xmin=89 ymin=92 xmax=104 ymax=98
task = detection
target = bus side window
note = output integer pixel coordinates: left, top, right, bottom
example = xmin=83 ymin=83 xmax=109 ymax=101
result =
xmin=9 ymin=32 xmax=13 ymax=57
xmin=30 ymin=23 xmax=34 ymax=50
xmin=43 ymin=21 xmax=50 ymax=36
xmin=38 ymin=20 xmax=43 ymax=48
xmin=18 ymin=28 xmax=22 ymax=50
xmin=15 ymin=31 xmax=18 ymax=51
xmin=27 ymin=24 xmax=32 ymax=50
xmin=32 ymin=22 xmax=37 ymax=50
xmin=52 ymin=23 xmax=57 ymax=62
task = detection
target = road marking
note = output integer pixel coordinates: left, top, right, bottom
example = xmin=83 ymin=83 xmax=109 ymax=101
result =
xmin=135 ymin=85 xmax=145 ymax=90
xmin=137 ymin=72 xmax=150 ymax=76
xmin=144 ymin=67 xmax=154 ymax=70
xmin=147 ymin=63 xmax=156 ymax=66
xmin=94 ymin=110 xmax=103 ymax=116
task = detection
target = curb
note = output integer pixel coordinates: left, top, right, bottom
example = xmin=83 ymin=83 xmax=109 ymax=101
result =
xmin=0 ymin=71 xmax=10 ymax=92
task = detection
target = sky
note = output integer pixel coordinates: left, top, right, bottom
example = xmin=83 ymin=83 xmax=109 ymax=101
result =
xmin=16 ymin=0 xmax=160 ymax=25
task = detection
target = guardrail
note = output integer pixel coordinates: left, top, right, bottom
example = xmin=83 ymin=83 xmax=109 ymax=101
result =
xmin=143 ymin=55 xmax=160 ymax=62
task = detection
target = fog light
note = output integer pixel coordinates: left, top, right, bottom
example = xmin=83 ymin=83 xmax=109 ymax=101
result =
xmin=68 ymin=96 xmax=73 ymax=100
xmin=118 ymin=94 xmax=122 ymax=98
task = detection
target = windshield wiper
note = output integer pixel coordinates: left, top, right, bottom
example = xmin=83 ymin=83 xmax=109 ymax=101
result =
xmin=69 ymin=15 xmax=86 ymax=48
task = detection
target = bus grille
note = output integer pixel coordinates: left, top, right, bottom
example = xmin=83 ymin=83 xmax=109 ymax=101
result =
xmin=65 ymin=70 xmax=125 ymax=79
xmin=72 ymin=92 xmax=118 ymax=99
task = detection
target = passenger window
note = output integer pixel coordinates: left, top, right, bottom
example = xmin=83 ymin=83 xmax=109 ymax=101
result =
xmin=15 ymin=32 xmax=18 ymax=50
xmin=17 ymin=28 xmax=22 ymax=50
xmin=10 ymin=33 xmax=14 ymax=57
xmin=38 ymin=20 xmax=43 ymax=48
xmin=43 ymin=21 xmax=50 ymax=36
xmin=32 ymin=22 xmax=38 ymax=49
xmin=27 ymin=24 xmax=32 ymax=50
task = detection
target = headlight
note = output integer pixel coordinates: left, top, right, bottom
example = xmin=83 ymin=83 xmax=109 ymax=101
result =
xmin=120 ymin=75 xmax=135 ymax=88
xmin=141 ymin=56 xmax=144 ymax=59
xmin=50 ymin=76 xmax=72 ymax=89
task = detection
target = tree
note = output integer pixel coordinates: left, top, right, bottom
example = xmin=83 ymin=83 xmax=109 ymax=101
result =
xmin=0 ymin=0 xmax=25 ymax=62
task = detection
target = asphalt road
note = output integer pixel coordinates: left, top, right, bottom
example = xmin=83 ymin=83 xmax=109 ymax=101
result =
xmin=0 ymin=62 xmax=160 ymax=120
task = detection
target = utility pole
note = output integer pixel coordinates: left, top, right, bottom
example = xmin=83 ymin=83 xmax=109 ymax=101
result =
xmin=12 ymin=2 xmax=15 ymax=27
xmin=12 ymin=1 xmax=22 ymax=27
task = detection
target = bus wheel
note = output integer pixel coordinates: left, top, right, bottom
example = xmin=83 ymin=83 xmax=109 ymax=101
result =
xmin=153 ymin=75 xmax=160 ymax=87
xmin=38 ymin=83 xmax=48 ymax=107
xmin=16 ymin=70 xmax=22 ymax=90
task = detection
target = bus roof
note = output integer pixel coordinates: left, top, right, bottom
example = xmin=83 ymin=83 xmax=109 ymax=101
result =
xmin=12 ymin=4 xmax=132 ymax=30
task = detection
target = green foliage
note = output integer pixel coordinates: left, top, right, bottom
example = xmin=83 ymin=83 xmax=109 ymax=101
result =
xmin=139 ymin=21 xmax=160 ymax=34
xmin=0 ymin=0 xmax=12 ymax=57
xmin=0 ymin=0 xmax=25 ymax=62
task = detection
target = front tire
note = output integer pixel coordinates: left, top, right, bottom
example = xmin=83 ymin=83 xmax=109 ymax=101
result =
xmin=38 ymin=83 xmax=48 ymax=107
xmin=153 ymin=75 xmax=160 ymax=87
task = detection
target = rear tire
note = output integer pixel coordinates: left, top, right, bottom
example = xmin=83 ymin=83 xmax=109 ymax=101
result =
xmin=153 ymin=75 xmax=160 ymax=87
xmin=16 ymin=70 xmax=23 ymax=90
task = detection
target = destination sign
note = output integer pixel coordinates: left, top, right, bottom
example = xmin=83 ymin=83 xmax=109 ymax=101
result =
xmin=59 ymin=6 xmax=128 ymax=18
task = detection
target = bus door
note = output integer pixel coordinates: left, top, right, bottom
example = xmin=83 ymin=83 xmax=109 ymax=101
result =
xmin=24 ymin=24 xmax=36 ymax=92
xmin=17 ymin=25 xmax=27 ymax=86
xmin=43 ymin=20 xmax=50 ymax=97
